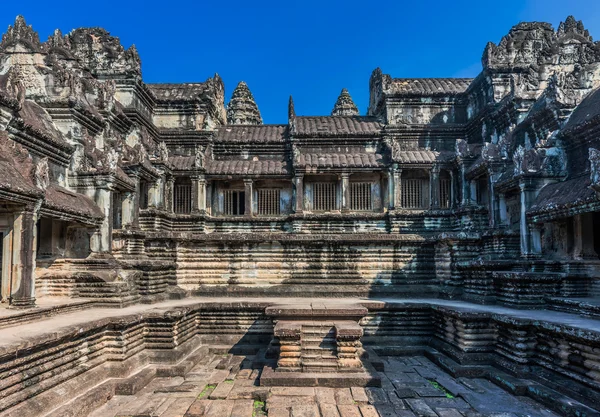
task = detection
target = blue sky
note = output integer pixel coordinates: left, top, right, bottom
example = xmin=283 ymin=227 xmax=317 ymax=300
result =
xmin=3 ymin=0 xmax=600 ymax=123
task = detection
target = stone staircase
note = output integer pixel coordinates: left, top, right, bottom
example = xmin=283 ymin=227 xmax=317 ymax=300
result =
xmin=300 ymin=323 xmax=338 ymax=372
xmin=262 ymin=302 xmax=380 ymax=387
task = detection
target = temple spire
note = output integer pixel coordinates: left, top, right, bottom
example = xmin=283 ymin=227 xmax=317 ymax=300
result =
xmin=0 ymin=15 xmax=41 ymax=52
xmin=331 ymin=88 xmax=359 ymax=116
xmin=226 ymin=81 xmax=262 ymax=125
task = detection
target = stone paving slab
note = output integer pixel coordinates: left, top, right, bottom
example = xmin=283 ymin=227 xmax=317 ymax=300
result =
xmin=87 ymin=348 xmax=568 ymax=417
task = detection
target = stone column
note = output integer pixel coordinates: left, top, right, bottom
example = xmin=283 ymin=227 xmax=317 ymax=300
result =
xmin=166 ymin=177 xmax=175 ymax=213
xmin=341 ymin=173 xmax=350 ymax=212
xmin=387 ymin=168 xmax=395 ymax=210
xmin=393 ymin=167 xmax=402 ymax=208
xmin=121 ymin=192 xmax=135 ymax=228
xmin=198 ymin=177 xmax=207 ymax=213
xmin=90 ymin=187 xmax=113 ymax=254
xmin=10 ymin=210 xmax=38 ymax=307
xmin=430 ymin=166 xmax=440 ymax=209
xmin=498 ymin=193 xmax=508 ymax=225
xmin=469 ymin=180 xmax=477 ymax=205
xmin=191 ymin=176 xmax=199 ymax=213
xmin=244 ymin=179 xmax=253 ymax=217
xmin=294 ymin=174 xmax=304 ymax=213
xmin=148 ymin=172 xmax=165 ymax=210
xmin=530 ymin=224 xmax=542 ymax=255
xmin=449 ymin=170 xmax=456 ymax=208
xmin=519 ymin=180 xmax=539 ymax=257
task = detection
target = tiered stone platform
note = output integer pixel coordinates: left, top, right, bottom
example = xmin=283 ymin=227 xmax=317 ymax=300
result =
xmin=261 ymin=302 xmax=381 ymax=387
xmin=0 ymin=297 xmax=599 ymax=416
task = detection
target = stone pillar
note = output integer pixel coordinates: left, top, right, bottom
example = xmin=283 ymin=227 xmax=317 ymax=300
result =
xmin=530 ymin=224 xmax=542 ymax=255
xmin=191 ymin=176 xmax=199 ymax=213
xmin=244 ymin=179 xmax=253 ymax=217
xmin=166 ymin=177 xmax=174 ymax=213
xmin=122 ymin=175 xmax=140 ymax=229
xmin=449 ymin=171 xmax=456 ymax=208
xmin=430 ymin=166 xmax=440 ymax=209
xmin=90 ymin=187 xmax=112 ymax=254
xmin=121 ymin=192 xmax=135 ymax=228
xmin=148 ymin=173 xmax=165 ymax=210
xmin=198 ymin=177 xmax=207 ymax=213
xmin=10 ymin=210 xmax=38 ymax=307
xmin=498 ymin=193 xmax=508 ymax=225
xmin=341 ymin=173 xmax=350 ymax=212
xmin=519 ymin=180 xmax=540 ymax=257
xmin=469 ymin=180 xmax=477 ymax=205
xmin=393 ymin=167 xmax=402 ymax=208
xmin=294 ymin=174 xmax=304 ymax=214
xmin=387 ymin=168 xmax=395 ymax=210
xmin=458 ymin=161 xmax=471 ymax=206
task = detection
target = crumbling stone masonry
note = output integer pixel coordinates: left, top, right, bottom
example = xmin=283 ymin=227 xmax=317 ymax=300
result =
xmin=0 ymin=14 xmax=599 ymax=417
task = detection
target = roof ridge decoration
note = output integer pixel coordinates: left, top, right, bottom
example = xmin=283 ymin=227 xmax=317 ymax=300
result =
xmin=226 ymin=81 xmax=263 ymax=125
xmin=288 ymin=95 xmax=296 ymax=132
xmin=0 ymin=16 xmax=41 ymax=52
xmin=331 ymin=88 xmax=359 ymax=116
xmin=483 ymin=15 xmax=598 ymax=70
xmin=64 ymin=27 xmax=142 ymax=79
xmin=557 ymin=15 xmax=592 ymax=41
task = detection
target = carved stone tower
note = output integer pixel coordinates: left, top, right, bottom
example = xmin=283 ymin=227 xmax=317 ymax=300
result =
xmin=331 ymin=88 xmax=359 ymax=116
xmin=226 ymin=81 xmax=263 ymax=125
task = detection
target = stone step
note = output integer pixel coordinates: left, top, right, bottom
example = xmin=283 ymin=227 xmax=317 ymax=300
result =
xmin=302 ymin=355 xmax=339 ymax=364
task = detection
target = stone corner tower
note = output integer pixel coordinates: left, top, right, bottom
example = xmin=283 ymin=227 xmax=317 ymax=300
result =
xmin=226 ymin=81 xmax=263 ymax=125
xmin=331 ymin=88 xmax=359 ymax=116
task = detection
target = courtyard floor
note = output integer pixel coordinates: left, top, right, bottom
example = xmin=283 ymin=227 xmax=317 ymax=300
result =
xmin=87 ymin=350 xmax=560 ymax=417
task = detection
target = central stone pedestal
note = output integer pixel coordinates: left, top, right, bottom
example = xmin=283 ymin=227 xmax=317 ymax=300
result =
xmin=260 ymin=302 xmax=382 ymax=387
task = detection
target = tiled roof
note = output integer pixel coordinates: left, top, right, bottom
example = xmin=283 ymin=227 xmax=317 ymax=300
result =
xmin=294 ymin=116 xmax=382 ymax=136
xmin=397 ymin=150 xmax=455 ymax=164
xmin=169 ymin=155 xmax=196 ymax=170
xmin=299 ymin=153 xmax=383 ymax=169
xmin=216 ymin=125 xmax=286 ymax=142
xmin=44 ymin=184 xmax=103 ymax=220
xmin=528 ymin=175 xmax=597 ymax=215
xmin=147 ymin=83 xmax=209 ymax=102
xmin=389 ymin=78 xmax=473 ymax=96
xmin=563 ymin=87 xmax=600 ymax=132
xmin=207 ymin=159 xmax=289 ymax=176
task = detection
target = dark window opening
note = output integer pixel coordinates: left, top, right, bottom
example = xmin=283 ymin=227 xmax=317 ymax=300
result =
xmin=174 ymin=179 xmax=192 ymax=214
xmin=225 ymin=190 xmax=245 ymax=215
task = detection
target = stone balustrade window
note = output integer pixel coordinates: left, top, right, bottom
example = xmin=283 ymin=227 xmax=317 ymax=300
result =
xmin=257 ymin=189 xmax=280 ymax=216
xmin=440 ymin=178 xmax=451 ymax=209
xmin=174 ymin=180 xmax=192 ymax=214
xmin=224 ymin=190 xmax=246 ymax=215
xmin=402 ymin=179 xmax=428 ymax=209
xmin=313 ymin=182 xmax=336 ymax=212
xmin=350 ymin=182 xmax=372 ymax=211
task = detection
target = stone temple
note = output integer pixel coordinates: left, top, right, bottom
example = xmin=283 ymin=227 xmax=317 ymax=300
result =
xmin=0 ymin=14 xmax=599 ymax=417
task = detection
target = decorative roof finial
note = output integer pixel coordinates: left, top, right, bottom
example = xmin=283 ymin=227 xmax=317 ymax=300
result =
xmin=0 ymin=15 xmax=41 ymax=52
xmin=226 ymin=81 xmax=263 ymax=125
xmin=288 ymin=95 xmax=295 ymax=123
xmin=331 ymin=88 xmax=359 ymax=116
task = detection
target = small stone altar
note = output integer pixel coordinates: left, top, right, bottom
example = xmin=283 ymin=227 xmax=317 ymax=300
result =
xmin=261 ymin=302 xmax=382 ymax=387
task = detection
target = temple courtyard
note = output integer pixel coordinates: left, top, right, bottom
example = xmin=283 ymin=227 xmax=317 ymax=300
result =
xmin=1 ymin=297 xmax=598 ymax=417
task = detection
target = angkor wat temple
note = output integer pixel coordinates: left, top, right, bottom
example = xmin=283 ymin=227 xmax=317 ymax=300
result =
xmin=0 ymin=14 xmax=599 ymax=417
